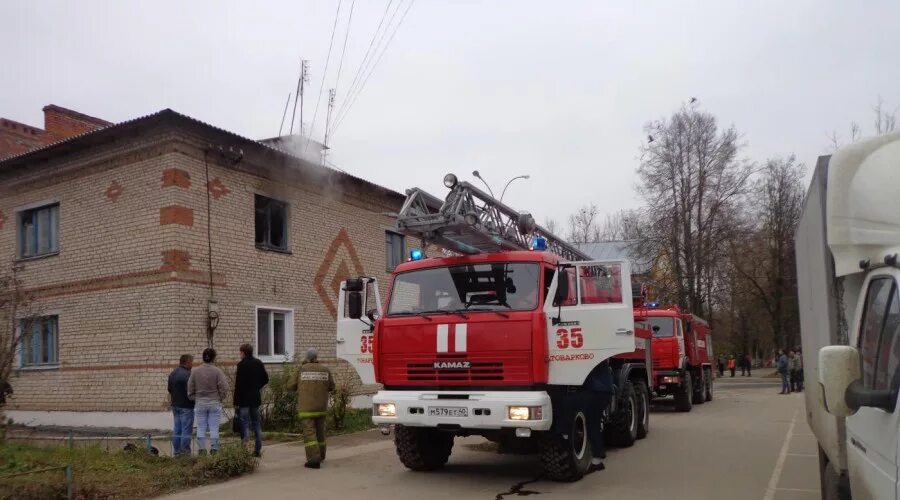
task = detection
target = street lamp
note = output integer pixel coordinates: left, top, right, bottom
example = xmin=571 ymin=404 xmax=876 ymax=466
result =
xmin=471 ymin=170 xmax=496 ymax=198
xmin=500 ymin=175 xmax=530 ymax=204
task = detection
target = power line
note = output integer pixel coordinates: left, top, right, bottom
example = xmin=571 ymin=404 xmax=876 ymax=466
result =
xmin=332 ymin=0 xmax=356 ymax=102
xmin=278 ymin=92 xmax=291 ymax=136
xmin=331 ymin=0 xmax=416 ymax=135
xmin=304 ymin=0 xmax=343 ymax=154
xmin=334 ymin=0 xmax=395 ymax=126
xmin=333 ymin=0 xmax=404 ymax=125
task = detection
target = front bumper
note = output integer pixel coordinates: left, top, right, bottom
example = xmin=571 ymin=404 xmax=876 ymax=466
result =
xmin=372 ymin=390 xmax=553 ymax=431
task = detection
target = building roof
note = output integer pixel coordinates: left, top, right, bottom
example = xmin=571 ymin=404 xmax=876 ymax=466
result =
xmin=574 ymin=240 xmax=652 ymax=274
xmin=0 ymin=108 xmax=405 ymax=205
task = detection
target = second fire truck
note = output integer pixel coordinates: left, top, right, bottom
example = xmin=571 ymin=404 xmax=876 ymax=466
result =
xmin=335 ymin=174 xmax=654 ymax=481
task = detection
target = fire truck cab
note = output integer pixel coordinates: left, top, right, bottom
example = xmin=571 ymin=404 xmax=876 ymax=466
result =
xmin=636 ymin=305 xmax=714 ymax=411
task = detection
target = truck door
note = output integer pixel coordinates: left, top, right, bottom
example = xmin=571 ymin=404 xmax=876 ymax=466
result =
xmin=545 ymin=260 xmax=635 ymax=385
xmin=847 ymin=271 xmax=900 ymax=500
xmin=336 ymin=278 xmax=381 ymax=385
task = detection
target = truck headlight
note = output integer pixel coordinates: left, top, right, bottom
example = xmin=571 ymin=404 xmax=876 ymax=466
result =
xmin=375 ymin=403 xmax=397 ymax=417
xmin=508 ymin=406 xmax=542 ymax=420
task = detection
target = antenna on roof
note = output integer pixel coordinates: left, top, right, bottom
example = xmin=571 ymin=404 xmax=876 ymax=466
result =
xmin=278 ymin=92 xmax=291 ymax=137
xmin=289 ymin=59 xmax=310 ymax=136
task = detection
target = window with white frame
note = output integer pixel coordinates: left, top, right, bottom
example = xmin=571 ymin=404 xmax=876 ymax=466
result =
xmin=20 ymin=316 xmax=59 ymax=367
xmin=255 ymin=308 xmax=294 ymax=361
xmin=18 ymin=203 xmax=59 ymax=259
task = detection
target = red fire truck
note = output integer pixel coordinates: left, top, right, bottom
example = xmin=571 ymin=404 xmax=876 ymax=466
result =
xmin=634 ymin=304 xmax=714 ymax=411
xmin=336 ymin=174 xmax=653 ymax=481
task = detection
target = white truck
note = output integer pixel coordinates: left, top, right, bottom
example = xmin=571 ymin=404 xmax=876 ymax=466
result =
xmin=796 ymin=131 xmax=900 ymax=500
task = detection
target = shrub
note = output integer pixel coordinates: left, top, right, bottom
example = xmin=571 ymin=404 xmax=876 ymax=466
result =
xmin=261 ymin=360 xmax=299 ymax=431
xmin=328 ymin=382 xmax=356 ymax=430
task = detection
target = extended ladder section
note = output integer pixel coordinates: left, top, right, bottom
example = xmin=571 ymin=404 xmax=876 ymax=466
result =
xmin=396 ymin=179 xmax=591 ymax=262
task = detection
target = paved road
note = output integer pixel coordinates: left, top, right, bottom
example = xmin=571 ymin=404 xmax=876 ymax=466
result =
xmin=162 ymin=371 xmax=819 ymax=500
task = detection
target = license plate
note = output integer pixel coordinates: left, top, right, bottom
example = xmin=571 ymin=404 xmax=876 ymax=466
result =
xmin=428 ymin=406 xmax=468 ymax=417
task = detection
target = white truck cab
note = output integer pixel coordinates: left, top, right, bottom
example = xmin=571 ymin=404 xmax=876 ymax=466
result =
xmin=798 ymin=131 xmax=900 ymax=500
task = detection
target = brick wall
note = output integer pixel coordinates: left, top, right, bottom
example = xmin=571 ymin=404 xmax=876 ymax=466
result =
xmin=0 ymin=126 xmax=412 ymax=412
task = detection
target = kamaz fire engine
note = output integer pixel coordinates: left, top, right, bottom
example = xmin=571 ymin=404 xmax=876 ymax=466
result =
xmin=635 ymin=304 xmax=714 ymax=411
xmin=336 ymin=174 xmax=653 ymax=481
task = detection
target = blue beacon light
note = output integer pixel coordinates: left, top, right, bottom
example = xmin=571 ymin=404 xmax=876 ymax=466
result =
xmin=531 ymin=236 xmax=547 ymax=251
xmin=409 ymin=248 xmax=424 ymax=261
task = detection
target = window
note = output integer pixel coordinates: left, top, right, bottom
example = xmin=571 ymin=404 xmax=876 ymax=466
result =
xmin=20 ymin=316 xmax=59 ymax=367
xmin=385 ymin=231 xmax=405 ymax=271
xmin=635 ymin=317 xmax=675 ymax=338
xmin=858 ymin=278 xmax=892 ymax=388
xmin=18 ymin=203 xmax=59 ymax=258
xmin=387 ymin=262 xmax=540 ymax=315
xmin=255 ymin=308 xmax=294 ymax=361
xmin=255 ymin=195 xmax=288 ymax=251
xmin=578 ymin=264 xmax=623 ymax=304
xmin=875 ymin=287 xmax=900 ymax=391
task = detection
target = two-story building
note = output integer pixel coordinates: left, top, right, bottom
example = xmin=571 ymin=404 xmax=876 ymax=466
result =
xmin=0 ymin=105 xmax=418 ymax=429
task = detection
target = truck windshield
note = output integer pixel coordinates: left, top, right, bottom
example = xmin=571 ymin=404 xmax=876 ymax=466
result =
xmin=387 ymin=262 xmax=540 ymax=315
xmin=637 ymin=317 xmax=675 ymax=338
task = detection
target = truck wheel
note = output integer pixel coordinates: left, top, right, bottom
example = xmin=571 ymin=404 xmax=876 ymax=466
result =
xmin=674 ymin=374 xmax=693 ymax=412
xmin=704 ymin=368 xmax=713 ymax=402
xmin=691 ymin=370 xmax=706 ymax=405
xmin=539 ymin=408 xmax=592 ymax=482
xmin=394 ymin=425 xmax=454 ymax=471
xmin=634 ymin=380 xmax=650 ymax=439
xmin=605 ymin=380 xmax=638 ymax=448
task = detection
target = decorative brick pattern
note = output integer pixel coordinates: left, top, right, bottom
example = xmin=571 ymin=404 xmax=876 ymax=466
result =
xmin=159 ymin=205 xmax=194 ymax=226
xmin=105 ymin=180 xmax=123 ymax=202
xmin=161 ymin=168 xmax=191 ymax=189
xmin=207 ymin=177 xmax=230 ymax=199
xmin=315 ymin=228 xmax=366 ymax=319
xmin=161 ymin=249 xmax=192 ymax=272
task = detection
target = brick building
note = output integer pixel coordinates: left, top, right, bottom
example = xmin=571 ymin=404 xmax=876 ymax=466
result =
xmin=0 ymin=105 xmax=419 ymax=429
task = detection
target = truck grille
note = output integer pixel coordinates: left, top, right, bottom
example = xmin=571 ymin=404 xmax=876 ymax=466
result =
xmin=407 ymin=356 xmax=504 ymax=382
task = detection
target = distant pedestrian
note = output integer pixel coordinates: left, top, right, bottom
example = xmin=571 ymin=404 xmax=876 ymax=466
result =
xmin=234 ymin=343 xmax=269 ymax=457
xmin=727 ymin=355 xmax=736 ymax=377
xmin=168 ymin=354 xmax=195 ymax=456
xmin=777 ymin=350 xmax=790 ymax=394
xmin=745 ymin=354 xmax=753 ymax=377
xmin=188 ymin=348 xmax=229 ymax=455
xmin=739 ymin=353 xmax=748 ymax=376
xmin=789 ymin=350 xmax=803 ymax=393
xmin=717 ymin=355 xmax=726 ymax=377
xmin=288 ymin=348 xmax=335 ymax=469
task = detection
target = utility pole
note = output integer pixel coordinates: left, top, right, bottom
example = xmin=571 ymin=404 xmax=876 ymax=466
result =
xmin=323 ymin=88 xmax=336 ymax=165
xmin=290 ymin=59 xmax=310 ymax=136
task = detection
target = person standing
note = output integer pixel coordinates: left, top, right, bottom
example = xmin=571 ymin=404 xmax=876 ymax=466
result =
xmin=789 ymin=350 xmax=802 ymax=393
xmin=745 ymin=354 xmax=753 ymax=377
xmin=188 ymin=348 xmax=229 ymax=455
xmin=727 ymin=355 xmax=737 ymax=377
xmin=777 ymin=350 xmax=790 ymax=394
xmin=796 ymin=349 xmax=805 ymax=392
xmin=739 ymin=353 xmax=747 ymax=376
xmin=234 ymin=343 xmax=269 ymax=457
xmin=717 ymin=355 xmax=726 ymax=377
xmin=583 ymin=360 xmax=615 ymax=470
xmin=288 ymin=348 xmax=335 ymax=469
xmin=167 ymin=354 xmax=194 ymax=456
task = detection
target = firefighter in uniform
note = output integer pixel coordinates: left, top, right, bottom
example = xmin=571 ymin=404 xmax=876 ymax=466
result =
xmin=288 ymin=348 xmax=335 ymax=469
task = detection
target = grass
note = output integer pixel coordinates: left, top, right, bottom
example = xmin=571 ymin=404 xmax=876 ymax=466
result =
xmin=0 ymin=442 xmax=256 ymax=499
xmin=223 ymin=408 xmax=376 ymax=444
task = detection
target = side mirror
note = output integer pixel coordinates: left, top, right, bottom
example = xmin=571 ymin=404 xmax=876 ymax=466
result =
xmin=366 ymin=308 xmax=379 ymax=322
xmin=553 ymin=268 xmax=571 ymax=305
xmin=347 ymin=291 xmax=363 ymax=320
xmin=819 ymin=346 xmax=861 ymax=417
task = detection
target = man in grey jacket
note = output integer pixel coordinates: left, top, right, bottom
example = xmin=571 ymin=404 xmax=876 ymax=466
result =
xmin=188 ymin=348 xmax=229 ymax=455
xmin=777 ymin=350 xmax=790 ymax=395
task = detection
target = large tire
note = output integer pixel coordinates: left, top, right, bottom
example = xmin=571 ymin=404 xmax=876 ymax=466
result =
xmin=634 ymin=380 xmax=650 ymax=439
xmin=692 ymin=370 xmax=706 ymax=405
xmin=539 ymin=408 xmax=592 ymax=482
xmin=674 ymin=373 xmax=693 ymax=412
xmin=605 ymin=380 xmax=638 ymax=448
xmin=704 ymin=368 xmax=713 ymax=402
xmin=394 ymin=426 xmax=454 ymax=471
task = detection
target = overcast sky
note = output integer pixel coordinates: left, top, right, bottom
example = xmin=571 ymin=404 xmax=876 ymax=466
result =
xmin=3 ymin=1 xmax=899 ymax=230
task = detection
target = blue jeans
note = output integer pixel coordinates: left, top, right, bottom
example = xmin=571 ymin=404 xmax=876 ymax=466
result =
xmin=195 ymin=403 xmax=222 ymax=452
xmin=172 ymin=406 xmax=194 ymax=456
xmin=239 ymin=406 xmax=263 ymax=454
xmin=780 ymin=372 xmax=790 ymax=393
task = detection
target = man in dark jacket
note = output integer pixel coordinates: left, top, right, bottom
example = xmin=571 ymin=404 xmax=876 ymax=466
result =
xmin=234 ymin=343 xmax=269 ymax=457
xmin=583 ymin=360 xmax=615 ymax=470
xmin=168 ymin=354 xmax=194 ymax=456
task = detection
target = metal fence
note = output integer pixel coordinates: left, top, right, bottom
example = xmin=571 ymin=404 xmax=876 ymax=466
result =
xmin=0 ymin=465 xmax=74 ymax=500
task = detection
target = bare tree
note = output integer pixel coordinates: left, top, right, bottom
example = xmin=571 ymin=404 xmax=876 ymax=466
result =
xmin=0 ymin=263 xmax=39 ymax=434
xmin=543 ymin=217 xmax=561 ymax=238
xmin=637 ymin=105 xmax=752 ymax=319
xmin=730 ymin=156 xmax=805 ymax=349
xmin=874 ymin=95 xmax=897 ymax=134
xmin=597 ymin=209 xmax=643 ymax=241
xmin=566 ymin=203 xmax=601 ymax=243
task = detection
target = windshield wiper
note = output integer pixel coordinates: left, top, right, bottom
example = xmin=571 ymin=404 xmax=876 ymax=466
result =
xmin=390 ymin=311 xmax=433 ymax=321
